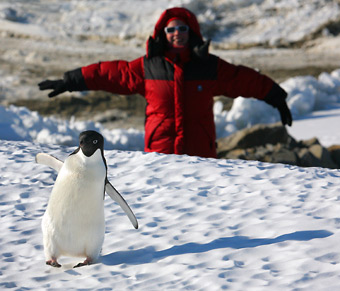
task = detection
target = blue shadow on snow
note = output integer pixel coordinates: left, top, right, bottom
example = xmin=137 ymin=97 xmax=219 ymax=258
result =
xmin=101 ymin=229 xmax=332 ymax=266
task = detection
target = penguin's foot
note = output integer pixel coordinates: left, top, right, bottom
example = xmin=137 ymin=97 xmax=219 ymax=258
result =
xmin=46 ymin=259 xmax=61 ymax=268
xmin=73 ymin=257 xmax=92 ymax=268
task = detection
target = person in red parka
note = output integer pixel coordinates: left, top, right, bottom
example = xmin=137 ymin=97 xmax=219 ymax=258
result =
xmin=38 ymin=7 xmax=292 ymax=158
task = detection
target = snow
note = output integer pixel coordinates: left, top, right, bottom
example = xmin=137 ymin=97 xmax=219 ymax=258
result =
xmin=2 ymin=140 xmax=340 ymax=290
xmin=1 ymin=0 xmax=340 ymax=290
xmin=2 ymin=0 xmax=339 ymax=47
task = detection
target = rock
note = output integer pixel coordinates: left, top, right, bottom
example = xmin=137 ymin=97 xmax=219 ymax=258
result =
xmin=217 ymin=123 xmax=339 ymax=169
xmin=298 ymin=148 xmax=324 ymax=168
xmin=328 ymin=145 xmax=340 ymax=167
xmin=225 ymin=149 xmax=248 ymax=160
xmin=300 ymin=137 xmax=320 ymax=147
xmin=217 ymin=122 xmax=289 ymax=156
xmin=309 ymin=144 xmax=337 ymax=169
xmin=270 ymin=148 xmax=298 ymax=165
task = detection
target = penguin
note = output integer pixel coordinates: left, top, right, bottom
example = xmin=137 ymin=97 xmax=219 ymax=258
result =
xmin=37 ymin=130 xmax=138 ymax=268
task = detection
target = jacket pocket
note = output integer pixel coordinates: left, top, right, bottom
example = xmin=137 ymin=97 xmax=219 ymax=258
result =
xmin=145 ymin=117 xmax=165 ymax=150
xmin=145 ymin=116 xmax=176 ymax=152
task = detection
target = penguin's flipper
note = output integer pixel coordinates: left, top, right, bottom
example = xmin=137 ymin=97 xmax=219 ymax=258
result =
xmin=35 ymin=153 xmax=63 ymax=173
xmin=105 ymin=181 xmax=138 ymax=229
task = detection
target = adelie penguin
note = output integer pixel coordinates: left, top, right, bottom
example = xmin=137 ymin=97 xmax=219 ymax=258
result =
xmin=36 ymin=130 xmax=138 ymax=268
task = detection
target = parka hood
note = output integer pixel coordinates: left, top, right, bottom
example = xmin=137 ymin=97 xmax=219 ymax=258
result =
xmin=152 ymin=7 xmax=202 ymax=40
xmin=146 ymin=7 xmax=209 ymax=59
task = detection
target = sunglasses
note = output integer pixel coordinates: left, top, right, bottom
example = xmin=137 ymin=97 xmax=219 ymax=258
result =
xmin=164 ymin=25 xmax=189 ymax=34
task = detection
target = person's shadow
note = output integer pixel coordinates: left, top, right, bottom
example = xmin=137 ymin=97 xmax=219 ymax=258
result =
xmin=101 ymin=229 xmax=332 ymax=266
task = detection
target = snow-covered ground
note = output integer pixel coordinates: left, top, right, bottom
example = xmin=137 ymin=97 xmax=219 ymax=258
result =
xmin=1 ymin=0 xmax=339 ymax=48
xmin=1 ymin=1 xmax=340 ymax=290
xmin=2 ymin=138 xmax=340 ymax=290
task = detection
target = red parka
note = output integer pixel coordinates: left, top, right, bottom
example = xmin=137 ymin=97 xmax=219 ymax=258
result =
xmin=80 ymin=7 xmax=285 ymax=158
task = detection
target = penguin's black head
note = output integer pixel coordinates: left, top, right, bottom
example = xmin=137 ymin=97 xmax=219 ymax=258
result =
xmin=78 ymin=130 xmax=104 ymax=157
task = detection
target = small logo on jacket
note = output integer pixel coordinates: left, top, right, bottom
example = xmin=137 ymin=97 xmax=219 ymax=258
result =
xmin=197 ymin=85 xmax=203 ymax=92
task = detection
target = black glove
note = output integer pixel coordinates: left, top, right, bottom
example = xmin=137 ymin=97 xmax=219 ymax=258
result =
xmin=264 ymin=83 xmax=293 ymax=126
xmin=38 ymin=68 xmax=87 ymax=98
xmin=38 ymin=80 xmax=67 ymax=98
xmin=277 ymin=101 xmax=293 ymax=126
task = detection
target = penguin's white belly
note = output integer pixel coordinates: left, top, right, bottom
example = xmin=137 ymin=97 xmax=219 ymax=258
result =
xmin=42 ymin=150 xmax=106 ymax=258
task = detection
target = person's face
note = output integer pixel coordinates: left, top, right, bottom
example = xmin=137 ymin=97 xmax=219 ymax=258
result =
xmin=164 ymin=19 xmax=189 ymax=47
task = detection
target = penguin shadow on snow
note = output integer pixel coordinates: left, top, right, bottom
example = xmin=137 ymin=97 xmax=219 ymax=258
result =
xmin=101 ymin=229 xmax=333 ymax=266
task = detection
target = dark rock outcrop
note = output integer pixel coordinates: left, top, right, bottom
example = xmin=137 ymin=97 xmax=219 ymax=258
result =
xmin=217 ymin=123 xmax=339 ymax=169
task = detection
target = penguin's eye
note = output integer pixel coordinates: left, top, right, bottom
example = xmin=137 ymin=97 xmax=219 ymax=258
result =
xmin=93 ymin=140 xmax=98 ymax=144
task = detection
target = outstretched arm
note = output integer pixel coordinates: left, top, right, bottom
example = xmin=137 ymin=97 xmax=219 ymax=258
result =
xmin=38 ymin=57 xmax=145 ymax=97
xmin=81 ymin=57 xmax=145 ymax=95
xmin=217 ymin=59 xmax=292 ymax=126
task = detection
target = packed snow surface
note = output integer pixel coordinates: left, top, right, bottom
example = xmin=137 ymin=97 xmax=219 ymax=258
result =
xmin=1 ymin=140 xmax=340 ymax=290
xmin=1 ymin=1 xmax=340 ymax=290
